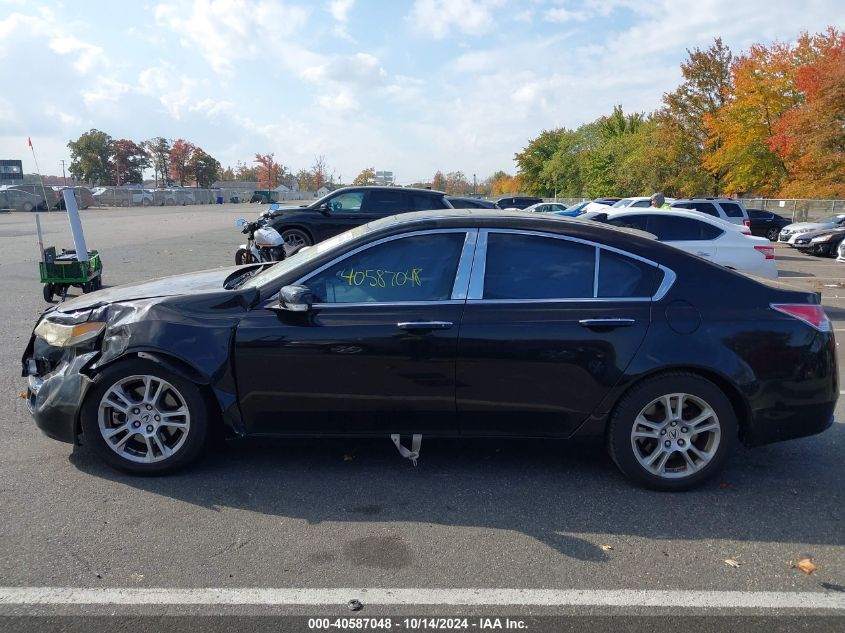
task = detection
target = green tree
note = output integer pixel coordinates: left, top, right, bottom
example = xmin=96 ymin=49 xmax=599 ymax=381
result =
xmin=143 ymin=137 xmax=171 ymax=187
xmin=67 ymin=129 xmax=113 ymax=185
xmin=514 ymin=129 xmax=568 ymax=196
xmin=190 ymin=149 xmax=221 ymax=188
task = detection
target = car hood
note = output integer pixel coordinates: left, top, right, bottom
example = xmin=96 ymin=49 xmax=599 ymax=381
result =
xmin=267 ymin=206 xmax=316 ymax=219
xmin=784 ymin=222 xmax=833 ymax=231
xmin=54 ymin=266 xmax=249 ymax=313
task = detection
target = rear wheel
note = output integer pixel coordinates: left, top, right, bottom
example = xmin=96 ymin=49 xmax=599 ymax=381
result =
xmin=81 ymin=358 xmax=209 ymax=474
xmin=42 ymin=283 xmax=53 ymax=302
xmin=235 ymin=248 xmax=251 ymax=265
xmin=22 ymin=202 xmax=34 ymax=212
xmin=281 ymin=228 xmax=312 ymax=248
xmin=607 ymin=373 xmax=736 ymax=491
xmin=142 ymin=198 xmax=151 ymax=207
xmin=766 ymin=227 xmax=780 ymax=241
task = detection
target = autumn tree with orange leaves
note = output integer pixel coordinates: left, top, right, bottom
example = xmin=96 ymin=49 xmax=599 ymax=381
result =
xmin=770 ymin=32 xmax=845 ymax=197
xmin=704 ymin=28 xmax=843 ymax=196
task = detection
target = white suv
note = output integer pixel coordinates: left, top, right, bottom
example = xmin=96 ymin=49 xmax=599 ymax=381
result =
xmin=670 ymin=198 xmax=750 ymax=227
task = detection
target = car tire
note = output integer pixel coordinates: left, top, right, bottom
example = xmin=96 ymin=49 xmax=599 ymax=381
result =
xmin=142 ymin=199 xmax=151 ymax=207
xmin=281 ymin=228 xmax=312 ymax=248
xmin=766 ymin=227 xmax=780 ymax=241
xmin=80 ymin=358 xmax=210 ymax=474
xmin=22 ymin=202 xmax=34 ymax=212
xmin=235 ymin=248 xmax=250 ymax=265
xmin=42 ymin=283 xmax=53 ymax=302
xmin=607 ymin=372 xmax=737 ymax=491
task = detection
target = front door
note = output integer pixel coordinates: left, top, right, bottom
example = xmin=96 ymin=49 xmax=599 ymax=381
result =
xmin=234 ymin=229 xmax=475 ymax=436
xmin=457 ymin=230 xmax=658 ymax=437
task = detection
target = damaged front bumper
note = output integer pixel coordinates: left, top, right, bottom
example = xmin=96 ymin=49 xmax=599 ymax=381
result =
xmin=25 ymin=349 xmax=97 ymax=443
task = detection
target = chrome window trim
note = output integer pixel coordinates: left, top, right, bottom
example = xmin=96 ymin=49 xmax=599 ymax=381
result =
xmin=294 ymin=228 xmax=474 ymax=304
xmin=467 ymin=228 xmax=676 ymax=303
xmin=312 ymin=300 xmax=463 ymax=309
xmin=452 ymin=229 xmax=479 ymax=300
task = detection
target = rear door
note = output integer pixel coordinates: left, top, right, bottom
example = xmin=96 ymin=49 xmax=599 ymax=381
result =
xmin=456 ymin=229 xmax=661 ymax=437
xmin=640 ymin=214 xmax=722 ymax=261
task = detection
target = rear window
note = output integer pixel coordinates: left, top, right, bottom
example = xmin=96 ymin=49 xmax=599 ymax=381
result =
xmin=720 ymin=202 xmax=745 ymax=217
xmin=647 ymin=215 xmax=724 ymax=241
xmin=598 ymin=250 xmax=659 ymax=298
xmin=690 ymin=202 xmax=719 ymax=217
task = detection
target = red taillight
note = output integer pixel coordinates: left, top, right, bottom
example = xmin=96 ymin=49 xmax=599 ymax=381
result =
xmin=754 ymin=245 xmax=775 ymax=260
xmin=771 ymin=304 xmax=831 ymax=331
xmin=743 ymin=219 xmax=751 ymax=227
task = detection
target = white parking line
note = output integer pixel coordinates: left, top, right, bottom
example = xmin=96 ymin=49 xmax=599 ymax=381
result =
xmin=0 ymin=588 xmax=843 ymax=610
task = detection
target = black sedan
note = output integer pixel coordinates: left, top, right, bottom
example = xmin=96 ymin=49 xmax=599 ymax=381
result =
xmin=266 ymin=186 xmax=451 ymax=248
xmin=22 ymin=211 xmax=837 ymax=490
xmin=747 ymin=208 xmax=792 ymax=241
xmin=792 ymin=228 xmax=845 ymax=257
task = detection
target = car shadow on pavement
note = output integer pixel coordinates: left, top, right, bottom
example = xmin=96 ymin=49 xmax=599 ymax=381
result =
xmin=68 ymin=428 xmax=844 ymax=565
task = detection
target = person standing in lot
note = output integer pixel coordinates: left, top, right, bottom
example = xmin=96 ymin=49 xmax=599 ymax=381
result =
xmin=650 ymin=192 xmax=671 ymax=209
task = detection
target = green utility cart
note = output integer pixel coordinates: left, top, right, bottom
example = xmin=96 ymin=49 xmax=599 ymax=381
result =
xmin=39 ymin=247 xmax=103 ymax=302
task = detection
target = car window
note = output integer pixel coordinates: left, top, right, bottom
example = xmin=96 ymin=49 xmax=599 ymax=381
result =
xmin=720 ymin=202 xmax=744 ymax=217
xmin=748 ymin=209 xmax=770 ymax=219
xmin=691 ymin=202 xmax=719 ymax=217
xmin=671 ymin=202 xmax=691 ymax=210
xmin=306 ymin=232 xmax=466 ymax=303
xmin=631 ymin=200 xmax=651 ymax=208
xmin=483 ymin=233 xmax=595 ymax=300
xmin=606 ymin=215 xmax=649 ymax=232
xmin=612 ymin=199 xmax=632 ymax=208
xmin=328 ymin=191 xmax=365 ymax=212
xmin=363 ymin=190 xmax=407 ymax=215
xmin=410 ymin=192 xmax=448 ymax=210
xmin=598 ymin=250 xmax=660 ymax=298
xmin=647 ymin=215 xmax=723 ymax=241
xmin=447 ymin=198 xmax=474 ymax=209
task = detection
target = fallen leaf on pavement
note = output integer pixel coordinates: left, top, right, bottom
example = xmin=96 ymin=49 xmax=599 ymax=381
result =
xmin=600 ymin=544 xmax=613 ymax=551
xmin=724 ymin=559 xmax=741 ymax=568
xmin=795 ymin=558 xmax=817 ymax=575
xmin=343 ymin=454 xmax=354 ymax=462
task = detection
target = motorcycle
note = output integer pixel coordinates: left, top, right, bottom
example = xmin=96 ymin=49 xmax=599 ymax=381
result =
xmin=234 ymin=214 xmax=286 ymax=265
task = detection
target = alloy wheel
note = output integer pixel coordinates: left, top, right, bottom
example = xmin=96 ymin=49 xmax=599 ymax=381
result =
xmin=630 ymin=392 xmax=721 ymax=479
xmin=282 ymin=229 xmax=310 ymax=248
xmin=98 ymin=374 xmax=191 ymax=463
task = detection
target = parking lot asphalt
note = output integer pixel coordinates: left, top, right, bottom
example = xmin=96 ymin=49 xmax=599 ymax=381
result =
xmin=0 ymin=207 xmax=842 ymax=619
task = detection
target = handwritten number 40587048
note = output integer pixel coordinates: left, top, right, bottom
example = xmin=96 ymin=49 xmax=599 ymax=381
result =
xmin=339 ymin=269 xmax=423 ymax=287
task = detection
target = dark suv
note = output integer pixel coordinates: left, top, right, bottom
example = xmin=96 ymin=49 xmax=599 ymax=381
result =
xmin=495 ymin=196 xmax=543 ymax=209
xmin=267 ymin=186 xmax=452 ymax=247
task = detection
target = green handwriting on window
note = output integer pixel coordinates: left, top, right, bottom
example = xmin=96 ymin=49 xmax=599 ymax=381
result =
xmin=339 ymin=268 xmax=423 ymax=287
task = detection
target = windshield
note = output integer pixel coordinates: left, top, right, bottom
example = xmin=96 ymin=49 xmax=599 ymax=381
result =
xmin=612 ymin=198 xmax=633 ymax=208
xmin=243 ymin=223 xmax=372 ymax=289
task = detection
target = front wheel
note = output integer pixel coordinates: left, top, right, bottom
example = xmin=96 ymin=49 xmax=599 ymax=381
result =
xmin=235 ymin=248 xmax=251 ymax=265
xmin=281 ymin=228 xmax=312 ymax=249
xmin=42 ymin=283 xmax=53 ymax=302
xmin=80 ymin=358 xmax=210 ymax=474
xmin=607 ymin=373 xmax=737 ymax=491
xmin=766 ymin=227 xmax=780 ymax=241
xmin=22 ymin=202 xmax=34 ymax=212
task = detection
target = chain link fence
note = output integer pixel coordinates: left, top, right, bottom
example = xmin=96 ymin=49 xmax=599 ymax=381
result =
xmin=741 ymin=198 xmax=845 ymax=222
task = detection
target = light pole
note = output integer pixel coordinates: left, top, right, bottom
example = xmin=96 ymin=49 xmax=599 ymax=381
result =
xmin=61 ymin=160 xmax=67 ymax=186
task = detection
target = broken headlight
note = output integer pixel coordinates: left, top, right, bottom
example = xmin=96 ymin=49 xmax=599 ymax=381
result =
xmin=34 ymin=320 xmax=106 ymax=348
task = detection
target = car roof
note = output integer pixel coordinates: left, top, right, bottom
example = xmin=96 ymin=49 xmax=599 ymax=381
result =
xmin=602 ymin=207 xmax=741 ymax=230
xmin=339 ymin=185 xmax=446 ymax=195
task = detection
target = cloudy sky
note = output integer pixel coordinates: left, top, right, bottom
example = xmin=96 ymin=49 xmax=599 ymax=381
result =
xmin=1 ymin=0 xmax=843 ymax=184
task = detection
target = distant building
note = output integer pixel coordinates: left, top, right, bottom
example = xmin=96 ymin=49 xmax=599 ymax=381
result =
xmin=374 ymin=170 xmax=394 ymax=186
xmin=316 ymin=184 xmax=341 ymax=197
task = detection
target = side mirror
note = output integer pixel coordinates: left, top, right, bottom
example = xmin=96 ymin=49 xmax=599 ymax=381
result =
xmin=279 ymin=285 xmax=313 ymax=312
xmin=269 ymin=203 xmax=280 ymax=211
xmin=318 ymin=202 xmax=332 ymax=214
xmin=236 ymin=218 xmax=247 ymax=226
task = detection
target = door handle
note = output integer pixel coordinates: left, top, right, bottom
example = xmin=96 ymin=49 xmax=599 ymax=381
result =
xmin=578 ymin=318 xmax=636 ymax=329
xmin=397 ymin=321 xmax=453 ymax=331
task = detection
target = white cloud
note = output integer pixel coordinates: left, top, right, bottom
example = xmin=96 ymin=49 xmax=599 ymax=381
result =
xmin=83 ymin=78 xmax=130 ymax=107
xmin=301 ymin=52 xmax=387 ymax=85
xmin=409 ymin=0 xmax=505 ymax=39
xmin=328 ymin=0 xmax=355 ymax=39
xmin=153 ymin=0 xmax=310 ymax=74
xmin=48 ymin=36 xmax=104 ymax=73
xmin=544 ymin=7 xmax=588 ymax=23
xmin=317 ymin=90 xmax=360 ymax=113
